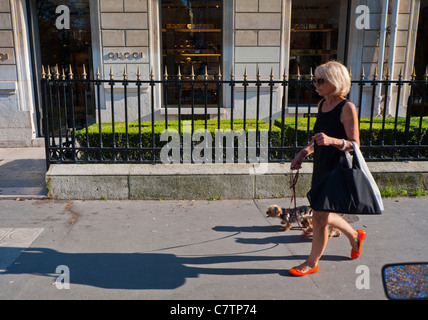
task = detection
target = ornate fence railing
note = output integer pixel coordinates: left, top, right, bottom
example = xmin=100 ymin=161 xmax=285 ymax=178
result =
xmin=40 ymin=65 xmax=428 ymax=169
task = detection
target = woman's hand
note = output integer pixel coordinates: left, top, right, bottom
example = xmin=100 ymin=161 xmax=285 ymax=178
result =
xmin=290 ymin=151 xmax=306 ymax=170
xmin=312 ymin=132 xmax=354 ymax=151
xmin=312 ymin=132 xmax=335 ymax=146
xmin=290 ymin=141 xmax=314 ymax=170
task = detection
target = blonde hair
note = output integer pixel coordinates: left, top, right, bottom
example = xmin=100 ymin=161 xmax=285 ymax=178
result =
xmin=315 ymin=61 xmax=351 ymax=97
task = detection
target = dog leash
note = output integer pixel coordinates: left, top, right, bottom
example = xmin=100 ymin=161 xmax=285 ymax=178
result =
xmin=289 ymin=169 xmax=313 ymax=235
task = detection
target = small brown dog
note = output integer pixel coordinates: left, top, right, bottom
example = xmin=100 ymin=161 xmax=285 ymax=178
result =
xmin=266 ymin=204 xmax=313 ymax=236
xmin=266 ymin=204 xmax=341 ymax=238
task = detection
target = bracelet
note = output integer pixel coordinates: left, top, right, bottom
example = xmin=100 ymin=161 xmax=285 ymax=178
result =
xmin=339 ymin=139 xmax=347 ymax=151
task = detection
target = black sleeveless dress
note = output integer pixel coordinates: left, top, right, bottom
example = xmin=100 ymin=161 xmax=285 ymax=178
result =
xmin=311 ymin=99 xmax=349 ymax=188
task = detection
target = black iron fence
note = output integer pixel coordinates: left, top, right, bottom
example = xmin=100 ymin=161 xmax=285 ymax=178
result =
xmin=40 ymin=65 xmax=428 ymax=169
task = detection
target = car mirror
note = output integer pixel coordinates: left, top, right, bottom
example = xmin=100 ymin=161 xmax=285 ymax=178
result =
xmin=382 ymin=263 xmax=428 ymax=300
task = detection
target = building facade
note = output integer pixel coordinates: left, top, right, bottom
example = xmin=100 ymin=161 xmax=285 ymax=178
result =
xmin=0 ymin=0 xmax=427 ymax=147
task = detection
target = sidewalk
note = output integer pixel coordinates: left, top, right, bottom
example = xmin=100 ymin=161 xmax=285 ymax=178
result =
xmin=1 ymin=196 xmax=428 ymax=300
xmin=1 ymin=147 xmax=428 ymax=300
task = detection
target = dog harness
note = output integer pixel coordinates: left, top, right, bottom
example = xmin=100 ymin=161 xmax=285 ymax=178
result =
xmin=281 ymin=208 xmax=291 ymax=221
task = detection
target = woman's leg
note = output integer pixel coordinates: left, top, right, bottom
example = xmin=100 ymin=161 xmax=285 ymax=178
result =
xmin=292 ymin=211 xmax=330 ymax=272
xmin=327 ymin=212 xmax=359 ymax=252
xmin=291 ymin=211 xmax=359 ymax=272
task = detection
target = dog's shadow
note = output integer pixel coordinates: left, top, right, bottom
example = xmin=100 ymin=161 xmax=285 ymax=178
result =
xmin=212 ymin=225 xmax=312 ymax=244
xmin=213 ymin=225 xmax=285 ymax=234
xmin=235 ymin=234 xmax=311 ymax=245
xmin=212 ymin=225 xmax=352 ymax=268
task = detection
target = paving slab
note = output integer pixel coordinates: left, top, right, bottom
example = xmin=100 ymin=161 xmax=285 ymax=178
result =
xmin=0 ymin=228 xmax=44 ymax=272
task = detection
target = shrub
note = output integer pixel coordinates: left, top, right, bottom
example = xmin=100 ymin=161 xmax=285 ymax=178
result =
xmin=75 ymin=119 xmax=282 ymax=162
xmin=74 ymin=116 xmax=427 ymax=162
xmin=274 ymin=116 xmax=428 ymax=158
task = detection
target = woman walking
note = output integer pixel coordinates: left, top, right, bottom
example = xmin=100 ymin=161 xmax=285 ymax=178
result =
xmin=289 ymin=61 xmax=366 ymax=276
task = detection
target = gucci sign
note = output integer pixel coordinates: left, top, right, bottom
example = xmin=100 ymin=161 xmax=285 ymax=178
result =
xmin=0 ymin=53 xmax=9 ymax=62
xmin=107 ymin=52 xmax=143 ymax=60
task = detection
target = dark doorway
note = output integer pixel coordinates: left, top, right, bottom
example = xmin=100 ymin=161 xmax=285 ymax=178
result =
xmin=27 ymin=0 xmax=96 ymax=135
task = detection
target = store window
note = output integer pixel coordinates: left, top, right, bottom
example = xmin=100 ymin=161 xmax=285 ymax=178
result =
xmin=415 ymin=0 xmax=428 ymax=80
xmin=28 ymin=0 xmax=95 ymax=130
xmin=161 ymin=0 xmax=223 ymax=108
xmin=289 ymin=0 xmax=342 ymax=106
xmin=413 ymin=0 xmax=428 ymax=114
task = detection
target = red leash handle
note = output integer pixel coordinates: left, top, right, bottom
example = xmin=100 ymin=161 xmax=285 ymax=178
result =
xmin=289 ymin=169 xmax=299 ymax=191
xmin=289 ymin=169 xmax=313 ymax=234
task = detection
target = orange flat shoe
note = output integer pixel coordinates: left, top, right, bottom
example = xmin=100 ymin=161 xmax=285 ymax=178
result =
xmin=351 ymin=229 xmax=366 ymax=260
xmin=289 ymin=264 xmax=319 ymax=277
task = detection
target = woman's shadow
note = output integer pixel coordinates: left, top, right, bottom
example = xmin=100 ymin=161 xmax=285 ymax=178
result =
xmin=1 ymin=246 xmax=288 ymax=290
xmin=2 ymin=222 xmax=352 ymax=288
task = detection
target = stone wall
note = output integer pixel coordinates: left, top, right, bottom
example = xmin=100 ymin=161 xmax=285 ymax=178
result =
xmin=348 ymin=0 xmax=420 ymax=117
xmin=0 ymin=0 xmax=37 ymax=147
xmin=234 ymin=0 xmax=284 ymax=78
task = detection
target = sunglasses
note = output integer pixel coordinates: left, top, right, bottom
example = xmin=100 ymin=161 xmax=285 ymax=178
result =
xmin=312 ymin=78 xmax=327 ymax=86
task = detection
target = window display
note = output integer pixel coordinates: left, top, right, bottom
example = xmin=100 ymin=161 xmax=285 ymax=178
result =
xmin=161 ymin=0 xmax=223 ymax=108
xmin=289 ymin=0 xmax=341 ymax=106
